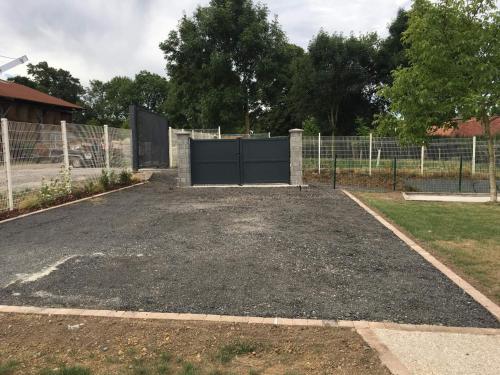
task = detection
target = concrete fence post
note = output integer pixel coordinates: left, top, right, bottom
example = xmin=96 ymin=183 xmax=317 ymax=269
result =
xmin=217 ymin=126 xmax=221 ymax=139
xmin=1 ymin=118 xmax=13 ymax=210
xmin=176 ymin=131 xmax=191 ymax=187
xmin=369 ymin=133 xmax=373 ymax=176
xmin=420 ymin=145 xmax=425 ymax=176
xmin=103 ymin=124 xmax=110 ymax=170
xmin=472 ymin=136 xmax=476 ymax=175
xmin=318 ymin=133 xmax=321 ymax=174
xmin=289 ymin=129 xmax=303 ymax=186
xmin=60 ymin=120 xmax=70 ymax=171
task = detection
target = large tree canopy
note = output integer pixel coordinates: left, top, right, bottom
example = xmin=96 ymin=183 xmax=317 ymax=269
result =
xmin=160 ymin=0 xmax=296 ymax=133
xmin=380 ymin=0 xmax=499 ymax=201
xmin=8 ymin=61 xmax=84 ymax=104
xmin=290 ymin=31 xmax=378 ymax=135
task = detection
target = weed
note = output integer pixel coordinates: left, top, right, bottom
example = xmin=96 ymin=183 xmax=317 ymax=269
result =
xmin=0 ymin=360 xmax=18 ymax=375
xmin=99 ymin=169 xmax=111 ymax=190
xmin=39 ymin=366 xmax=92 ymax=375
xmin=119 ymin=169 xmax=133 ymax=185
xmin=178 ymin=363 xmax=199 ymax=375
xmin=248 ymin=370 xmax=261 ymax=375
xmin=214 ymin=341 xmax=257 ymax=364
xmin=39 ymin=166 xmax=73 ymax=205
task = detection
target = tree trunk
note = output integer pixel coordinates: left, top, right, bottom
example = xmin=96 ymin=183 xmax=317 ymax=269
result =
xmin=482 ymin=115 xmax=497 ymax=202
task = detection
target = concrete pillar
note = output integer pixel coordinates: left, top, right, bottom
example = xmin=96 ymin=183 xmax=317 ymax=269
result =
xmin=289 ymin=128 xmax=303 ymax=186
xmin=176 ymin=131 xmax=191 ymax=187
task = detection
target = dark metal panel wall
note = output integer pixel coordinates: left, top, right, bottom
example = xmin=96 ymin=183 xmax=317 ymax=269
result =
xmin=241 ymin=138 xmax=290 ymax=184
xmin=130 ymin=105 xmax=169 ymax=169
xmin=191 ymin=139 xmax=240 ymax=184
xmin=190 ymin=137 xmax=290 ymax=185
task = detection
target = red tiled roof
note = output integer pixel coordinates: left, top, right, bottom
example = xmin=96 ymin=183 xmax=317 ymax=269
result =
xmin=431 ymin=116 xmax=500 ymax=137
xmin=0 ymin=80 xmax=82 ymax=109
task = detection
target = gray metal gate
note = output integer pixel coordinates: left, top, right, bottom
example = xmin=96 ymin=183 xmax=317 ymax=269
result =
xmin=130 ymin=105 xmax=169 ymax=170
xmin=191 ymin=137 xmax=290 ymax=185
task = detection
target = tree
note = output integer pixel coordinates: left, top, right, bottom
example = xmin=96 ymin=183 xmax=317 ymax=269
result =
xmin=160 ymin=0 xmax=292 ymax=133
xmin=9 ymin=61 xmax=84 ymax=103
xmin=381 ymin=0 xmax=499 ymax=202
xmin=290 ymin=32 xmax=378 ymax=136
xmin=133 ymin=70 xmax=169 ymax=113
xmin=376 ymin=9 xmax=409 ymax=85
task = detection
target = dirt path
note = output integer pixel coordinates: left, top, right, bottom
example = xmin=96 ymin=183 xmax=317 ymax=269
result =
xmin=0 ymin=313 xmax=389 ymax=375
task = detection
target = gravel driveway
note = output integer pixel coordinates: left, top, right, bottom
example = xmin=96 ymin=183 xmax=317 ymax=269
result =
xmin=0 ymin=171 xmax=498 ymax=328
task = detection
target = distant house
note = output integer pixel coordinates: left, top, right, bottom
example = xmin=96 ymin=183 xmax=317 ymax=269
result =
xmin=431 ymin=116 xmax=500 ymax=137
xmin=0 ymin=80 xmax=81 ymax=124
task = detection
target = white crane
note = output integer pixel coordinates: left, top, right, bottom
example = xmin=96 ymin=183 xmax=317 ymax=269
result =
xmin=0 ymin=55 xmax=28 ymax=75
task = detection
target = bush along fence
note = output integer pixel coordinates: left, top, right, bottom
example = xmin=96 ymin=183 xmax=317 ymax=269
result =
xmin=303 ymin=134 xmax=500 ymax=193
xmin=0 ymin=119 xmax=133 ymax=214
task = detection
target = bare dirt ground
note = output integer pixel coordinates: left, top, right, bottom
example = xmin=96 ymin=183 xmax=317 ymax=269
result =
xmin=0 ymin=313 xmax=390 ymax=375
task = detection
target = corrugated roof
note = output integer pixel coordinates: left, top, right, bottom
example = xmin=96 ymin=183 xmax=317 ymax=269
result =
xmin=0 ymin=80 xmax=82 ymax=109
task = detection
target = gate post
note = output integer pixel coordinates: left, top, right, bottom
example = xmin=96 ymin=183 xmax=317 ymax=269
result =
xmin=176 ymin=131 xmax=191 ymax=187
xmin=289 ymin=129 xmax=303 ymax=186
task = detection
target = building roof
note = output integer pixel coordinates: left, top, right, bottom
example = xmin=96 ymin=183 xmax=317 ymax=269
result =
xmin=0 ymin=80 xmax=82 ymax=109
xmin=431 ymin=116 xmax=500 ymax=137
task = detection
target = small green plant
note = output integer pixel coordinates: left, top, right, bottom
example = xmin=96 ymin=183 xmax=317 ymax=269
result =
xmin=99 ymin=169 xmax=111 ymax=190
xmin=39 ymin=366 xmax=92 ymax=375
xmin=214 ymin=341 xmax=257 ymax=364
xmin=39 ymin=166 xmax=73 ymax=205
xmin=178 ymin=363 xmax=199 ymax=375
xmin=119 ymin=169 xmax=133 ymax=185
xmin=0 ymin=360 xmax=18 ymax=375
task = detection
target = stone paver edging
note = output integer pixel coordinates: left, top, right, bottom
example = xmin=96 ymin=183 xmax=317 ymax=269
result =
xmin=342 ymin=189 xmax=500 ymax=322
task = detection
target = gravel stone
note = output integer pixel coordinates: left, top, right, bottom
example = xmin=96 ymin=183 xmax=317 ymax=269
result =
xmin=0 ymin=171 xmax=498 ymax=328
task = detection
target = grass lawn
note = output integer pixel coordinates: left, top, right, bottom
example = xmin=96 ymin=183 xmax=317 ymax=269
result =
xmin=356 ymin=192 xmax=500 ymax=304
xmin=0 ymin=313 xmax=389 ymax=375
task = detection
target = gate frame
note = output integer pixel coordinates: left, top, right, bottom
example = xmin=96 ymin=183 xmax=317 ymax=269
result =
xmin=177 ymin=128 xmax=303 ymax=187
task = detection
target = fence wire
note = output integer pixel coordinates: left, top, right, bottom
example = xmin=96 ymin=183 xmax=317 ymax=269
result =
xmin=303 ymin=135 xmax=500 ymax=193
xmin=0 ymin=121 xmax=132 ymax=213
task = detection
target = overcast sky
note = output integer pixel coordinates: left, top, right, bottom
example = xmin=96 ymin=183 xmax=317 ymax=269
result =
xmin=0 ymin=0 xmax=411 ymax=85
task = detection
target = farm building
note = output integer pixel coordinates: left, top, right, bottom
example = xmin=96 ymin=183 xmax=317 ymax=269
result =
xmin=0 ymin=80 xmax=81 ymax=124
xmin=431 ymin=116 xmax=500 ymax=137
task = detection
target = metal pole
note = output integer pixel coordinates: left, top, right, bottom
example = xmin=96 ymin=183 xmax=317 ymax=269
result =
xmin=369 ymin=133 xmax=373 ymax=176
xmin=392 ymin=157 xmax=397 ymax=191
xmin=459 ymin=156 xmax=463 ymax=193
xmin=103 ymin=124 xmax=110 ymax=170
xmin=420 ymin=145 xmax=425 ymax=176
xmin=1 ymin=118 xmax=13 ymax=210
xmin=376 ymin=149 xmax=381 ymax=167
xmin=333 ymin=154 xmax=337 ymax=189
xmin=318 ymin=133 xmax=321 ymax=174
xmin=268 ymin=132 xmax=271 ymax=138
xmin=60 ymin=120 xmax=70 ymax=171
xmin=217 ymin=126 xmax=221 ymax=139
xmin=472 ymin=136 xmax=476 ymax=175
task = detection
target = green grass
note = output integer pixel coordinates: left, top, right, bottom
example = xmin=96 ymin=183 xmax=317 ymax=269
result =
xmin=358 ymin=193 xmax=500 ymax=303
xmin=214 ymin=341 xmax=257 ymax=364
xmin=0 ymin=361 xmax=18 ymax=375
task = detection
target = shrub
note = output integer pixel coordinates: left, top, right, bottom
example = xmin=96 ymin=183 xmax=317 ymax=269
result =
xmin=119 ymin=169 xmax=133 ymax=185
xmin=99 ymin=170 xmax=111 ymax=190
xmin=39 ymin=166 xmax=73 ymax=205
xmin=215 ymin=341 xmax=257 ymax=363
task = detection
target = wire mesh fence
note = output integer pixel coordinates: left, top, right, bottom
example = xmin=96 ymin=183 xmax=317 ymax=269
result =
xmin=303 ymin=135 xmax=500 ymax=193
xmin=221 ymin=132 xmax=271 ymax=139
xmin=0 ymin=120 xmax=132 ymax=213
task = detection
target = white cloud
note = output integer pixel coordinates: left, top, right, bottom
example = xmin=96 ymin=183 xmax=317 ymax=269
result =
xmin=0 ymin=0 xmax=411 ymax=85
